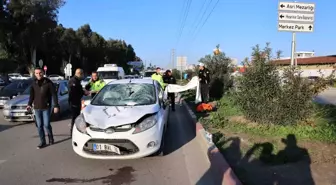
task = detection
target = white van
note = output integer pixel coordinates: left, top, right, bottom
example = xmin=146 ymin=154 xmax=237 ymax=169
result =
xmin=97 ymin=64 xmax=125 ymax=84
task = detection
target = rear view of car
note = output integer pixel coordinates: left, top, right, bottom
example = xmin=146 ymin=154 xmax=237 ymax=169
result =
xmin=48 ymin=74 xmax=64 ymax=81
xmin=3 ymin=80 xmax=70 ymax=122
xmin=72 ymin=79 xmax=169 ymax=159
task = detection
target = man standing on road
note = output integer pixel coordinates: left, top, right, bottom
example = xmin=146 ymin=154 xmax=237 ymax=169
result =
xmin=198 ymin=63 xmax=210 ymax=103
xmin=85 ymin=71 xmax=106 ymax=98
xmin=163 ymin=70 xmax=176 ymax=111
xmin=68 ymin=69 xmax=89 ymax=136
xmin=27 ymin=67 xmax=59 ymax=149
xmin=151 ymin=67 xmax=166 ymax=89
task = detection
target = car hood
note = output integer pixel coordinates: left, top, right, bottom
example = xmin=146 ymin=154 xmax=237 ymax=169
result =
xmin=83 ymin=104 xmax=159 ymax=129
xmin=0 ymin=89 xmax=22 ymax=97
xmin=6 ymin=95 xmax=29 ymax=105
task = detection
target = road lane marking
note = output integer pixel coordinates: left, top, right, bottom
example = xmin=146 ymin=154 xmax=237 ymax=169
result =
xmin=0 ymin=160 xmax=6 ymax=165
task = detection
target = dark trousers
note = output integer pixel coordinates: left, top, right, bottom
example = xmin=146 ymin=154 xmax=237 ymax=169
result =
xmin=70 ymin=103 xmax=81 ymax=136
xmin=168 ymin=93 xmax=175 ymax=110
xmin=200 ymin=83 xmax=209 ymax=103
xmin=35 ymin=109 xmax=53 ymax=144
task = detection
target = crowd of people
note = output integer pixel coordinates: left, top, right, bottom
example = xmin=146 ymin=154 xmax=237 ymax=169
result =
xmin=26 ymin=63 xmax=210 ymax=149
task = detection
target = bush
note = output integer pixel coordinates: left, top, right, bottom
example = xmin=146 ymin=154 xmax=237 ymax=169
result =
xmin=233 ymin=43 xmax=334 ymax=125
xmin=198 ymin=49 xmax=234 ymax=99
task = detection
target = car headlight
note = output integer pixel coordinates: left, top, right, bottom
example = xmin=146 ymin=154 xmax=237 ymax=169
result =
xmin=133 ymin=114 xmax=157 ymax=134
xmin=3 ymin=104 xmax=10 ymax=109
xmin=75 ymin=113 xmax=88 ymax=133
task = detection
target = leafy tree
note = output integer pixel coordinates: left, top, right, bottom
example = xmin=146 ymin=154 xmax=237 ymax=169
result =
xmin=233 ymin=43 xmax=334 ymax=125
xmin=0 ymin=1 xmax=140 ymax=75
xmin=198 ymin=48 xmax=234 ymax=99
xmin=276 ymin=50 xmax=283 ymax=59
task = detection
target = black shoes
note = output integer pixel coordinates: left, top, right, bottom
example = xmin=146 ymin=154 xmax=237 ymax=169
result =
xmin=37 ymin=143 xmax=47 ymax=149
xmin=48 ymin=134 xmax=54 ymax=145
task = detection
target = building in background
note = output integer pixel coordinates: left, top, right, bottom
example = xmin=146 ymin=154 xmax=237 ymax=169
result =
xmin=187 ymin=64 xmax=196 ymax=71
xmin=273 ymin=55 xmax=336 ymax=77
xmin=176 ymin=56 xmax=187 ymax=71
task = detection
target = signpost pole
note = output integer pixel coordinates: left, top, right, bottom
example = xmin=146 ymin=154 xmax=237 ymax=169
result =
xmin=290 ymin=32 xmax=296 ymax=66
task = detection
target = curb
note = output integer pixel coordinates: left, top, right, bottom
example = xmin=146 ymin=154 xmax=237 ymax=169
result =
xmin=182 ymin=101 xmax=242 ymax=185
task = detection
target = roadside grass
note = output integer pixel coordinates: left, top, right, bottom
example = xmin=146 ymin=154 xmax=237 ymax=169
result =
xmin=201 ymin=95 xmax=336 ymax=143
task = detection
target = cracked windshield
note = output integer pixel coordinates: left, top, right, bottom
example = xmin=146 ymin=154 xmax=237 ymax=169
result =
xmin=0 ymin=0 xmax=334 ymax=185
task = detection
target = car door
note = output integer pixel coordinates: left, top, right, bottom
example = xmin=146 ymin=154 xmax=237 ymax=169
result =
xmin=156 ymin=83 xmax=169 ymax=129
xmin=58 ymin=82 xmax=69 ymax=113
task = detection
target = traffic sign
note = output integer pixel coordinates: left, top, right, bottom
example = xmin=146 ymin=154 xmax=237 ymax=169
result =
xmin=38 ymin=59 xmax=43 ymax=68
xmin=66 ymin=63 xmax=72 ymax=69
xmin=278 ymin=1 xmax=315 ymax=33
xmin=278 ymin=22 xmax=313 ymax=32
xmin=43 ymin=65 xmax=47 ymax=71
xmin=278 ymin=12 xmax=314 ymax=23
xmin=278 ymin=2 xmax=315 ymax=13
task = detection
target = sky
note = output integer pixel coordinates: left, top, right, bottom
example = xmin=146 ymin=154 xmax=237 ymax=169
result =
xmin=58 ymin=0 xmax=334 ymax=68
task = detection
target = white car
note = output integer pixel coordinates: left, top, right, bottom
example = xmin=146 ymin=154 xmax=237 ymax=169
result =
xmin=81 ymin=76 xmax=91 ymax=88
xmin=48 ymin=74 xmax=64 ymax=81
xmin=72 ymin=78 xmax=170 ymax=159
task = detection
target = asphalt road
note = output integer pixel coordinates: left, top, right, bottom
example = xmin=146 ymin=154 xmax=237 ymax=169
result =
xmin=0 ymin=105 xmax=215 ymax=185
xmin=314 ymin=87 xmax=336 ymax=105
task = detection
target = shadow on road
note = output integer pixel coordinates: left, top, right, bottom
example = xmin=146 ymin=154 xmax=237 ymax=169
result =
xmin=0 ymin=122 xmax=31 ymax=133
xmin=162 ymin=105 xmax=196 ymax=156
xmin=46 ymin=166 xmax=136 ymax=185
xmin=214 ymin=133 xmax=315 ymax=185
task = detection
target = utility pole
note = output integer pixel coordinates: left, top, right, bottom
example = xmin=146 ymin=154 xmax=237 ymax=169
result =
xmin=171 ymin=49 xmax=175 ymax=69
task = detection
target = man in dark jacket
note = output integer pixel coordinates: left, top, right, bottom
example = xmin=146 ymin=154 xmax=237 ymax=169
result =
xmin=27 ymin=67 xmax=59 ymax=149
xmin=68 ymin=69 xmax=89 ymax=136
xmin=163 ymin=70 xmax=177 ymax=111
xmin=198 ymin=62 xmax=210 ymax=103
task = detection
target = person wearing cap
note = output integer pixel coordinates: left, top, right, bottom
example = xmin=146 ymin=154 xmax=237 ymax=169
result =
xmin=198 ymin=62 xmax=210 ymax=103
xmin=163 ymin=70 xmax=177 ymax=111
xmin=151 ymin=67 xmax=166 ymax=88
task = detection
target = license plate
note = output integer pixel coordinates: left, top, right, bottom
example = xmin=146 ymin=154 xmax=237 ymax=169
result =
xmin=92 ymin=143 xmax=120 ymax=154
xmin=11 ymin=113 xmax=25 ymax=117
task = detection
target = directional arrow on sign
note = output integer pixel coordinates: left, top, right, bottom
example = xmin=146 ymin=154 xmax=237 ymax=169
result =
xmin=280 ymin=4 xmax=285 ymax=8
xmin=308 ymin=25 xmax=313 ymax=30
xmin=279 ymin=14 xmax=284 ymax=19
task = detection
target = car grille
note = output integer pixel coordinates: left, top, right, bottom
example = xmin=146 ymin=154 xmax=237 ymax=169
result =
xmin=83 ymin=139 xmax=139 ymax=156
xmin=11 ymin=105 xmax=27 ymax=110
xmin=0 ymin=97 xmax=10 ymax=100
xmin=89 ymin=126 xmax=132 ymax=132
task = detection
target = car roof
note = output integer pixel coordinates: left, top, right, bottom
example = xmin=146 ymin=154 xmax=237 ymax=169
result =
xmin=108 ymin=78 xmax=155 ymax=85
xmin=52 ymin=80 xmax=68 ymax=84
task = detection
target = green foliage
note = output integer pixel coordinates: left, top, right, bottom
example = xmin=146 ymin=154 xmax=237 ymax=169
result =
xmin=0 ymin=0 xmax=139 ymax=74
xmin=198 ymin=49 xmax=234 ymax=99
xmin=203 ymin=95 xmax=336 ymax=142
xmin=232 ymin=43 xmax=334 ymax=125
xmin=172 ymin=69 xmax=181 ymax=79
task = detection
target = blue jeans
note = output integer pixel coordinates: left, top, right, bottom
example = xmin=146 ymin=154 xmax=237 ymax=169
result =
xmin=35 ymin=109 xmax=53 ymax=144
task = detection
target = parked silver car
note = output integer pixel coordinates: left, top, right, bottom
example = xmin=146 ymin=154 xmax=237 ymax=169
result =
xmin=3 ymin=80 xmax=70 ymax=122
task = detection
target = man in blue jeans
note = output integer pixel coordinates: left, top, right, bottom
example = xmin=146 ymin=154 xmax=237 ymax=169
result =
xmin=27 ymin=67 xmax=59 ymax=149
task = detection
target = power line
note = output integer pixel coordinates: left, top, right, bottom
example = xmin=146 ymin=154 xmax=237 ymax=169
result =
xmin=188 ymin=0 xmax=209 ymax=36
xmin=176 ymin=0 xmax=192 ymax=46
xmin=176 ymin=0 xmax=188 ymax=39
xmin=190 ymin=0 xmax=220 ymax=44
xmin=190 ymin=0 xmax=213 ymax=39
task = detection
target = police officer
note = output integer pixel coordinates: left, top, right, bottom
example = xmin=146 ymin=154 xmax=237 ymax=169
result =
xmin=198 ymin=62 xmax=210 ymax=103
xmin=151 ymin=67 xmax=166 ymax=88
xmin=163 ymin=70 xmax=176 ymax=111
xmin=68 ymin=69 xmax=89 ymax=136
xmin=85 ymin=71 xmax=106 ymax=98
